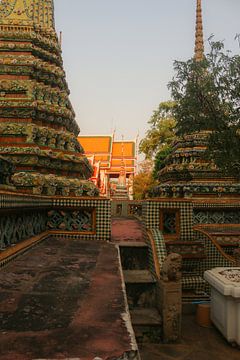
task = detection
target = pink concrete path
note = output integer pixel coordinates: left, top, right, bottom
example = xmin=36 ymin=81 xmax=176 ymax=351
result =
xmin=0 ymin=238 xmax=135 ymax=360
xmin=111 ymin=217 xmax=145 ymax=243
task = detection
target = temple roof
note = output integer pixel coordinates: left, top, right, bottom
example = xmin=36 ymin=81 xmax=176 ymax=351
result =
xmin=110 ymin=141 xmax=135 ymax=174
xmin=112 ymin=141 xmax=135 ymax=159
xmin=78 ymin=135 xmax=136 ymax=174
xmin=0 ymin=0 xmax=55 ymax=29
xmin=79 ymin=136 xmax=113 ymax=167
xmin=79 ymin=136 xmax=112 ymax=155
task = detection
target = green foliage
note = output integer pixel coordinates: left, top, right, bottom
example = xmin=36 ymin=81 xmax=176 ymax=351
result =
xmin=209 ymin=128 xmax=240 ymax=179
xmin=152 ymin=146 xmax=172 ymax=180
xmin=168 ymin=38 xmax=240 ymax=178
xmin=139 ymin=101 xmax=176 ymax=159
xmin=133 ymin=160 xmax=157 ymax=199
xmin=133 ymin=172 xmax=156 ymax=199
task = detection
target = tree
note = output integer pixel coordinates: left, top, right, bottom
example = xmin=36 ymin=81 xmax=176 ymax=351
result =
xmin=168 ymin=39 xmax=240 ymax=178
xmin=139 ymin=101 xmax=177 ymax=159
xmin=133 ymin=160 xmax=156 ymax=199
xmin=133 ymin=172 xmax=156 ymax=199
xmin=152 ymin=146 xmax=172 ymax=180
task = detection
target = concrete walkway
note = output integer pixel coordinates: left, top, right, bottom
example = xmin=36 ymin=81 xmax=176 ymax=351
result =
xmin=111 ymin=217 xmax=144 ymax=243
xmin=1 ymin=217 xmax=239 ymax=359
xmin=0 ymin=237 xmax=136 ymax=360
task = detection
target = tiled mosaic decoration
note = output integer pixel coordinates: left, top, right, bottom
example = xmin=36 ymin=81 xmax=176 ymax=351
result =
xmin=149 ymin=229 xmax=167 ymax=265
xmin=166 ymin=242 xmax=205 ymax=257
xmin=0 ymin=192 xmax=51 ymax=209
xmin=52 ymin=197 xmax=111 ymax=241
xmin=181 ymin=274 xmax=206 ymax=292
xmin=143 ymin=199 xmax=240 ymax=295
xmin=142 ymin=200 xmax=193 ymax=241
xmin=148 ymin=229 xmax=206 ymax=292
xmin=0 ymin=194 xmax=111 ymax=249
xmin=47 ymin=209 xmax=94 ymax=232
xmin=143 ymin=200 xmax=240 ymax=241
xmin=0 ymin=211 xmax=47 ymax=249
xmin=162 ymin=212 xmax=177 ymax=234
xmin=193 ymin=201 xmax=240 ymax=209
xmin=146 ymin=228 xmax=167 ymax=277
xmin=193 ymin=209 xmax=240 ymax=225
xmin=194 ymin=229 xmax=235 ymax=281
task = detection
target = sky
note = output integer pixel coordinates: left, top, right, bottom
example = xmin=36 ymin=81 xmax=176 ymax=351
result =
xmin=54 ymin=0 xmax=240 ymax=141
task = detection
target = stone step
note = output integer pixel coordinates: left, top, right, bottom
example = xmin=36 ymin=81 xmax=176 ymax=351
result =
xmin=126 ymin=282 xmax=157 ymax=309
xmin=182 ymin=290 xmax=210 ymax=304
xmin=120 ymin=245 xmax=149 ymax=270
xmin=123 ymin=270 xmax=156 ymax=284
xmin=118 ymin=241 xmax=148 ymax=247
xmin=130 ymin=308 xmax=162 ymax=326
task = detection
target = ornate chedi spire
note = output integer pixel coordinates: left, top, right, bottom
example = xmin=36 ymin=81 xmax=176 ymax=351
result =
xmin=152 ymin=0 xmax=240 ymax=199
xmin=0 ymin=0 xmax=55 ymax=29
xmin=0 ymin=0 xmax=98 ymax=196
xmin=112 ymin=138 xmax=129 ymax=200
xmin=118 ymin=138 xmax=126 ymax=187
xmin=194 ymin=0 xmax=204 ymax=61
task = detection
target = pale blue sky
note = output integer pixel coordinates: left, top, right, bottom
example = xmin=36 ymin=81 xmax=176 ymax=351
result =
xmin=54 ymin=0 xmax=240 ymax=141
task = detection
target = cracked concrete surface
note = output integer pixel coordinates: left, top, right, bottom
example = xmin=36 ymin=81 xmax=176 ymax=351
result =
xmin=0 ymin=237 xmax=137 ymax=360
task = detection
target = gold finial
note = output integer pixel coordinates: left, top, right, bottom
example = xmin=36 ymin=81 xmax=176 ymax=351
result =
xmin=194 ymin=0 xmax=204 ymax=61
xmin=59 ymin=31 xmax=62 ymax=47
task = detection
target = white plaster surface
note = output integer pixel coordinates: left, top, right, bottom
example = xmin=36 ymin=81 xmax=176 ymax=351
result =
xmin=204 ymin=267 xmax=240 ymax=346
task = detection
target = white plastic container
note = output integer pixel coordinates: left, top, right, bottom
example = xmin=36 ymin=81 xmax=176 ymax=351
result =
xmin=204 ymin=267 xmax=240 ymax=346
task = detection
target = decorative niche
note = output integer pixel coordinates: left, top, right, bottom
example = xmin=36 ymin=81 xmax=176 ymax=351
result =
xmin=160 ymin=209 xmax=180 ymax=241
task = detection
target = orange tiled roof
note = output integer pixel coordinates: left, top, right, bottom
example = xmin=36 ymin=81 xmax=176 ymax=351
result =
xmin=112 ymin=142 xmax=135 ymax=158
xmin=78 ymin=136 xmax=136 ymax=174
xmin=85 ymin=155 xmax=110 ymax=168
xmin=78 ymin=136 xmax=112 ymax=167
xmin=110 ymin=141 xmax=135 ymax=173
xmin=79 ymin=136 xmax=112 ymax=154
